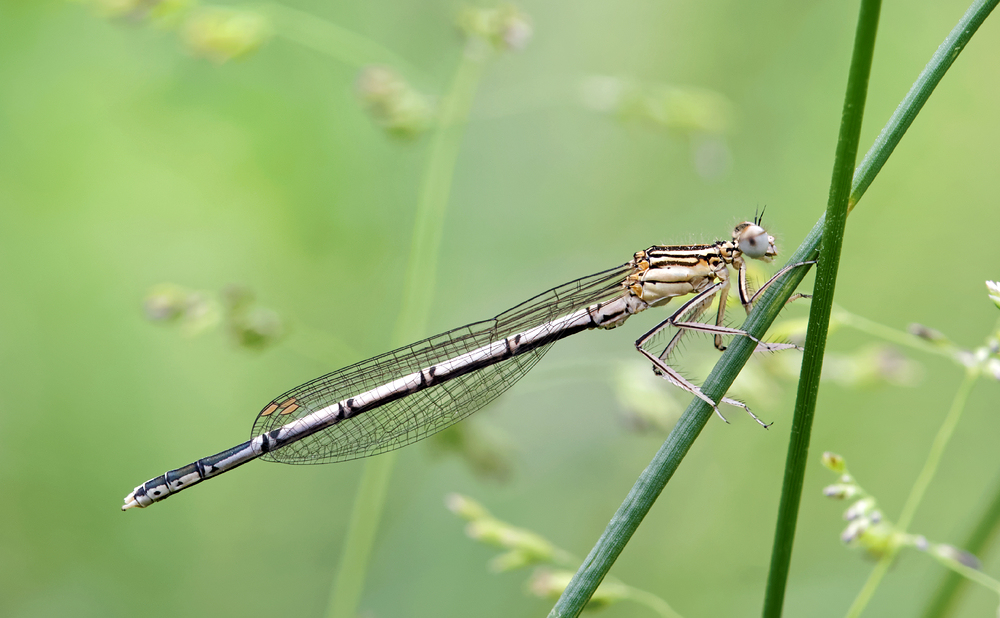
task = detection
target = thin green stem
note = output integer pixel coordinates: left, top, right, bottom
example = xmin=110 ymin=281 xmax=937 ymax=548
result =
xmin=763 ymin=0 xmax=881 ymax=614
xmin=550 ymin=0 xmax=998 ymax=615
xmin=937 ymin=560 xmax=1000 ymax=597
xmin=393 ymin=51 xmax=485 ymax=343
xmin=621 ymin=584 xmax=685 ymax=618
xmin=548 ymin=183 xmax=822 ymax=618
xmin=324 ymin=50 xmax=486 ymax=618
xmin=844 ymin=368 xmax=980 ymax=618
xmin=849 ymin=0 xmax=1000 ymax=211
xmin=263 ymin=2 xmax=429 ymax=83
xmin=832 ymin=306 xmax=957 ymax=360
xmin=845 ymin=556 xmax=894 ymax=618
xmin=922 ymin=472 xmax=1000 ymax=617
xmin=897 ymin=368 xmax=979 ymax=531
xmin=324 ymin=452 xmax=396 ymax=618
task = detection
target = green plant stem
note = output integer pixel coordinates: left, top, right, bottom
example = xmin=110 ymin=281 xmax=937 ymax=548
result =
xmin=941 ymin=561 xmax=1000 ymax=596
xmin=324 ymin=50 xmax=486 ymax=618
xmin=622 ymin=584 xmax=685 ymax=618
xmin=898 ymin=369 xmax=979 ymax=530
xmin=845 ymin=557 xmax=893 ymax=618
xmin=547 ymin=179 xmax=822 ymax=618
xmin=324 ymin=452 xmax=396 ymax=618
xmin=832 ymin=306 xmax=957 ymax=360
xmin=550 ymin=0 xmax=999 ymax=615
xmin=845 ymin=368 xmax=980 ymax=618
xmin=762 ymin=2 xmax=881 ymax=616
xmin=848 ymin=0 xmax=1000 ymax=211
xmin=393 ymin=52 xmax=485 ymax=342
xmin=922 ymin=472 xmax=1000 ymax=618
xmin=263 ymin=2 xmax=427 ymax=82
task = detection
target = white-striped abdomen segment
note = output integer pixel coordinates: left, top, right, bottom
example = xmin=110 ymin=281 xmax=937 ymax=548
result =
xmin=121 ymin=440 xmax=260 ymax=510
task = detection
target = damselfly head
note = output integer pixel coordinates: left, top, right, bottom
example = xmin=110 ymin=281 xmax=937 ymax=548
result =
xmin=733 ymin=222 xmax=777 ymax=262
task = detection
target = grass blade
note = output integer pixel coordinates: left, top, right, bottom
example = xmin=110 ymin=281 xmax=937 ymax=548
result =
xmin=324 ymin=51 xmax=486 ymax=618
xmin=761 ymin=0 xmax=882 ymax=615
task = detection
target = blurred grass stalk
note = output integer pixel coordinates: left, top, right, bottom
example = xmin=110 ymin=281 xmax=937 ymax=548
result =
xmin=549 ymin=0 xmax=998 ymax=616
xmin=922 ymin=469 xmax=1000 ymax=618
xmin=262 ymin=2 xmax=427 ymax=81
xmin=323 ymin=48 xmax=487 ymax=618
xmin=845 ymin=368 xmax=980 ymax=618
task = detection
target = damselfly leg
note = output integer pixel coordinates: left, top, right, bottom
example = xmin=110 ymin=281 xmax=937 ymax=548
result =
xmin=741 ymin=260 xmax=817 ymax=309
xmin=631 ymin=221 xmax=815 ymax=426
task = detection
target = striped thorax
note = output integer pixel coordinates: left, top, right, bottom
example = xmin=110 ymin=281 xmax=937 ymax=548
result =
xmin=627 ymin=220 xmax=776 ymax=311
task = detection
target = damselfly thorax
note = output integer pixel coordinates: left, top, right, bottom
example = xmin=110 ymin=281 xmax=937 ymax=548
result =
xmin=629 ymin=222 xmax=774 ymax=310
xmin=122 ymin=216 xmax=810 ymax=511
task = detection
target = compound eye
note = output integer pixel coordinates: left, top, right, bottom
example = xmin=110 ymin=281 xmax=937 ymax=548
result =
xmin=739 ymin=227 xmax=771 ymax=259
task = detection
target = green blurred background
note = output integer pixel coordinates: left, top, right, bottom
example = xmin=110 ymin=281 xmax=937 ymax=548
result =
xmin=2 ymin=1 xmax=999 ymax=616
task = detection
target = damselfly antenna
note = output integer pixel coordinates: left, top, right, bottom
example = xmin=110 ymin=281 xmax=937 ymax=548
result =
xmin=754 ymin=204 xmax=767 ymax=227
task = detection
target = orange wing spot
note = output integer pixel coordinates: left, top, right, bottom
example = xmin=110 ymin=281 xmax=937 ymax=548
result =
xmin=260 ymin=403 xmax=279 ymax=416
xmin=279 ymin=397 xmax=297 ymax=407
xmin=279 ymin=403 xmax=299 ymax=415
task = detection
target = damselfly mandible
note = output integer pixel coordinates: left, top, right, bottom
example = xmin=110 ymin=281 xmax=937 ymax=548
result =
xmin=122 ymin=216 xmax=809 ymax=510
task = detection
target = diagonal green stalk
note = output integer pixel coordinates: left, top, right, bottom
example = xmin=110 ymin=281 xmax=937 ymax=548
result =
xmin=392 ymin=54 xmax=485 ymax=344
xmin=761 ymin=0 xmax=881 ymax=614
xmin=324 ymin=50 xmax=485 ymax=618
xmin=263 ymin=2 xmax=429 ymax=82
xmin=896 ymin=371 xmax=980 ymax=533
xmin=848 ymin=0 xmax=1000 ymax=210
xmin=845 ymin=368 xmax=980 ymax=618
xmin=549 ymin=1 xmax=997 ymax=615
xmin=547 ymin=178 xmax=822 ymax=618
xmin=921 ymin=472 xmax=1000 ymax=618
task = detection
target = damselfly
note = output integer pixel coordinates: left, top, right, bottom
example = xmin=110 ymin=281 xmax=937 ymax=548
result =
xmin=122 ymin=216 xmax=808 ymax=510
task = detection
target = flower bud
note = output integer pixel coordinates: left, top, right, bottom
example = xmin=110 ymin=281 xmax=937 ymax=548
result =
xmin=931 ymin=543 xmax=982 ymax=570
xmin=182 ymin=7 xmax=270 ymax=63
xmin=528 ymin=569 xmax=626 ymax=608
xmin=821 ymin=452 xmax=846 ymax=473
xmin=987 ymin=281 xmax=1000 ymax=310
xmin=445 ymin=493 xmax=490 ymax=521
xmin=465 ymin=519 xmax=554 ymax=562
xmin=841 ymin=518 xmax=870 ymax=543
xmin=528 ymin=569 xmax=571 ymax=600
xmin=223 ymin=286 xmax=282 ymax=350
xmin=844 ymin=497 xmax=875 ymax=521
xmin=457 ymin=5 xmax=533 ymax=52
xmin=858 ymin=522 xmax=896 ymax=558
xmin=490 ymin=549 xmax=533 ymax=572
xmin=824 ymin=484 xmax=857 ymax=500
xmin=908 ymin=323 xmax=948 ymax=344
xmin=356 ymin=66 xmax=434 ymax=140
xmin=143 ymin=283 xmax=220 ymax=336
xmin=986 ymin=358 xmax=1000 ymax=382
